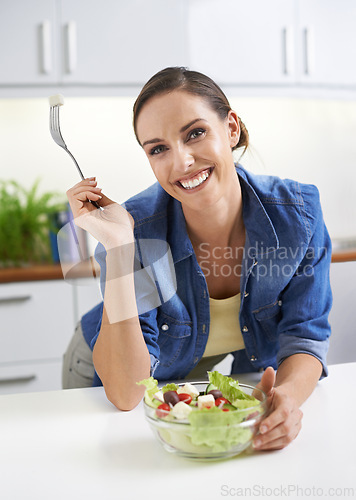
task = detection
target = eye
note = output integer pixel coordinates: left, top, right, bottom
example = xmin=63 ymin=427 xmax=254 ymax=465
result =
xmin=149 ymin=144 xmax=167 ymax=156
xmin=188 ymin=128 xmax=206 ymax=140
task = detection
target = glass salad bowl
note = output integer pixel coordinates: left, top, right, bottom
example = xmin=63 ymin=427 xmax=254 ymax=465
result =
xmin=142 ymin=378 xmax=267 ymax=461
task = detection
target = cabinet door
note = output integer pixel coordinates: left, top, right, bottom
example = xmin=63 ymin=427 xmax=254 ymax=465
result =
xmin=297 ymin=0 xmax=356 ymax=85
xmin=72 ymin=277 xmax=102 ymax=325
xmin=59 ymin=0 xmax=189 ymax=85
xmin=188 ymin=0 xmax=296 ymax=85
xmin=0 ymin=360 xmax=62 ymax=395
xmin=327 ymin=262 xmax=356 ymax=365
xmin=0 ymin=280 xmax=75 ymax=364
xmin=0 ymin=0 xmax=58 ymax=84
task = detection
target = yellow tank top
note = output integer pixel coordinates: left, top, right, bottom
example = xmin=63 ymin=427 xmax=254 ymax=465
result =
xmin=202 ymin=293 xmax=245 ymax=357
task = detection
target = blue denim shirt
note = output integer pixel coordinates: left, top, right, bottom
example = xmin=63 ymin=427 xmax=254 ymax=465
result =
xmin=81 ymin=165 xmax=332 ymax=383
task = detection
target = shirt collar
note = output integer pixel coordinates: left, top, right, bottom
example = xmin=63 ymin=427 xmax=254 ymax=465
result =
xmin=169 ymin=198 xmax=194 ymax=264
xmin=236 ymin=165 xmax=279 ymax=256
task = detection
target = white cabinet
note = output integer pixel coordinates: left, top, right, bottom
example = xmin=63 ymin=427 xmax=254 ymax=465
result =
xmin=0 ymin=0 xmax=188 ymax=87
xmin=0 ymin=278 xmax=101 ymax=395
xmin=0 ymin=0 xmax=355 ymax=93
xmin=60 ymin=0 xmax=188 ymax=85
xmin=188 ymin=0 xmax=296 ymax=85
xmin=0 ymin=361 xmax=63 ymax=396
xmin=297 ymin=0 xmax=356 ymax=86
xmin=327 ymin=261 xmax=356 ymax=365
xmin=0 ymin=280 xmax=75 ymax=364
xmin=71 ymin=277 xmax=102 ymax=324
xmin=188 ymin=0 xmax=356 ymax=87
xmin=0 ymin=0 xmax=58 ymax=84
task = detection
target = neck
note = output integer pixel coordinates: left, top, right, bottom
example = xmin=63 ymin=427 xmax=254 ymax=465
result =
xmin=182 ymin=174 xmax=244 ymax=248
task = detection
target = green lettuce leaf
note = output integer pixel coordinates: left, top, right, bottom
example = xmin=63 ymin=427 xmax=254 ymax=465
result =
xmin=161 ymin=382 xmax=179 ymax=393
xmin=188 ymin=406 xmax=252 ymax=452
xmin=207 ymin=371 xmax=258 ymax=406
xmin=136 ymin=377 xmax=159 ymax=407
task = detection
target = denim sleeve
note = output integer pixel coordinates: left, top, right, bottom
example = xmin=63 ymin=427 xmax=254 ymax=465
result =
xmin=86 ymin=242 xmax=161 ymax=376
xmin=276 ymin=205 xmax=332 ymax=378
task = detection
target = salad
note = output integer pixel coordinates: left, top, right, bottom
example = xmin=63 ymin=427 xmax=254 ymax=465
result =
xmin=138 ymin=371 xmax=266 ymax=455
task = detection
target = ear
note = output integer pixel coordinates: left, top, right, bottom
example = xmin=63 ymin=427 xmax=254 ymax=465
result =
xmin=227 ymin=110 xmax=240 ymax=148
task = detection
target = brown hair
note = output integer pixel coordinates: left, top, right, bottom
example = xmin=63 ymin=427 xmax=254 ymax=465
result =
xmin=133 ymin=67 xmax=249 ymax=155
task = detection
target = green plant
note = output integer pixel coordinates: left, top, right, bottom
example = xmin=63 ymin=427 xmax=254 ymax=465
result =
xmin=0 ymin=178 xmax=67 ymax=267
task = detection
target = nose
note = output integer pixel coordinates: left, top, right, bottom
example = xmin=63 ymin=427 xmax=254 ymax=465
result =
xmin=172 ymin=144 xmax=194 ymax=174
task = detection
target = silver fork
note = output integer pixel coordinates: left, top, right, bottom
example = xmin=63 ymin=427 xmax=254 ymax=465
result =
xmin=49 ymin=103 xmax=101 ymax=209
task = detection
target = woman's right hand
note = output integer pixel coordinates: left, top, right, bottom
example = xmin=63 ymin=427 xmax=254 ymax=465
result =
xmin=66 ymin=177 xmax=134 ymax=250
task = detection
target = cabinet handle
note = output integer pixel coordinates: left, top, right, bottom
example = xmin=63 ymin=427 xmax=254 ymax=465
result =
xmin=65 ymin=21 xmax=77 ymax=74
xmin=303 ymin=27 xmax=314 ymax=76
xmin=282 ymin=26 xmax=293 ymax=76
xmin=0 ymin=295 xmax=32 ymax=305
xmin=40 ymin=20 xmax=52 ymax=74
xmin=0 ymin=374 xmax=36 ymax=385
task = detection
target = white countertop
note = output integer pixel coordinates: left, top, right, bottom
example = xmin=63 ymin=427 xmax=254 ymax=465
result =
xmin=0 ymin=363 xmax=355 ymax=500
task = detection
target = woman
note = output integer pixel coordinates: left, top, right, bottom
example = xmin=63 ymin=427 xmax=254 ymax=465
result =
xmin=65 ymin=67 xmax=332 ymax=451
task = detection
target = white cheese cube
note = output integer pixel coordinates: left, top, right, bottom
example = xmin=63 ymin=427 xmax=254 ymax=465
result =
xmin=49 ymin=94 xmax=65 ymax=107
xmin=177 ymin=383 xmax=200 ymax=399
xmin=153 ymin=390 xmax=165 ymax=403
xmin=171 ymin=401 xmax=193 ymax=420
xmin=197 ymin=394 xmax=215 ymax=410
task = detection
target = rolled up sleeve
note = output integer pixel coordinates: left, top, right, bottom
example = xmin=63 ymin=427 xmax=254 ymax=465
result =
xmin=277 ymin=213 xmax=332 ymax=378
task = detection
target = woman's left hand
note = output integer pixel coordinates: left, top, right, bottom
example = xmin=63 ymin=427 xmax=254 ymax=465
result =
xmin=253 ymin=366 xmax=303 ymax=451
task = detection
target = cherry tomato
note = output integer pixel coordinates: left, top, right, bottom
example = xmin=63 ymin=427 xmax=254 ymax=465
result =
xmin=215 ymin=397 xmax=231 ymax=407
xmin=222 ymin=408 xmax=230 ymax=412
xmin=156 ymin=403 xmax=170 ymax=418
xmin=178 ymin=393 xmax=192 ymax=405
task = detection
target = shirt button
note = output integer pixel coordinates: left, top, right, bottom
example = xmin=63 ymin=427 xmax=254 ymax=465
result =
xmin=161 ymin=323 xmax=169 ymax=331
xmin=250 ymin=355 xmax=257 ymax=362
xmin=244 ymin=291 xmax=249 ymax=298
xmin=194 ymin=357 xmax=199 ymax=364
xmin=242 ymin=326 xmax=248 ymax=332
xmin=278 ymin=300 xmax=282 ymax=306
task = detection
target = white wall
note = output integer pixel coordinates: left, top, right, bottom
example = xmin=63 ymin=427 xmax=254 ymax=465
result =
xmin=0 ymin=95 xmax=355 ymax=239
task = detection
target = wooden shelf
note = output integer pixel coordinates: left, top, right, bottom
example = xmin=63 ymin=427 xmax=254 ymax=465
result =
xmin=0 ymin=259 xmax=100 ymax=284
xmin=0 ymin=250 xmax=355 ymax=284
xmin=331 ymin=249 xmax=356 ymax=263
xmin=0 ymin=264 xmax=63 ymax=283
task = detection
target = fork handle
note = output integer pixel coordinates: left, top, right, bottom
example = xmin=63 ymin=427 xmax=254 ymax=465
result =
xmin=65 ymin=149 xmax=101 ymax=210
xmin=90 ymin=200 xmax=102 ymax=210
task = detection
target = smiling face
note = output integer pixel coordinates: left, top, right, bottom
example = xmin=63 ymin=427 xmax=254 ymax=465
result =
xmin=135 ymin=90 xmax=240 ymax=212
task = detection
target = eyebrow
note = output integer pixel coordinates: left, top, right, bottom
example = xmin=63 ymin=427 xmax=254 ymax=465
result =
xmin=141 ymin=118 xmax=207 ymax=147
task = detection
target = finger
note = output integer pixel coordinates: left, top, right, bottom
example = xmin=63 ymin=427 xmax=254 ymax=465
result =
xmin=69 ymin=191 xmax=102 ymax=217
xmin=253 ymin=417 xmax=302 ymax=450
xmin=69 ymin=183 xmax=101 ymax=196
xmin=259 ymin=405 xmax=303 ymax=437
xmin=259 ymin=403 xmax=290 ymax=434
xmin=66 ymin=177 xmax=97 ymax=191
xmin=80 ymin=191 xmax=102 ymax=203
xmin=68 ymin=186 xmax=102 ymax=206
xmin=258 ymin=411 xmax=302 ymax=444
xmin=255 ymin=366 xmax=276 ymax=398
xmin=94 ymin=192 xmax=115 ymax=207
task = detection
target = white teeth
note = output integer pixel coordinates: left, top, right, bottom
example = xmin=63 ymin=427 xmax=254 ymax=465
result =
xmin=180 ymin=169 xmax=211 ymax=190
